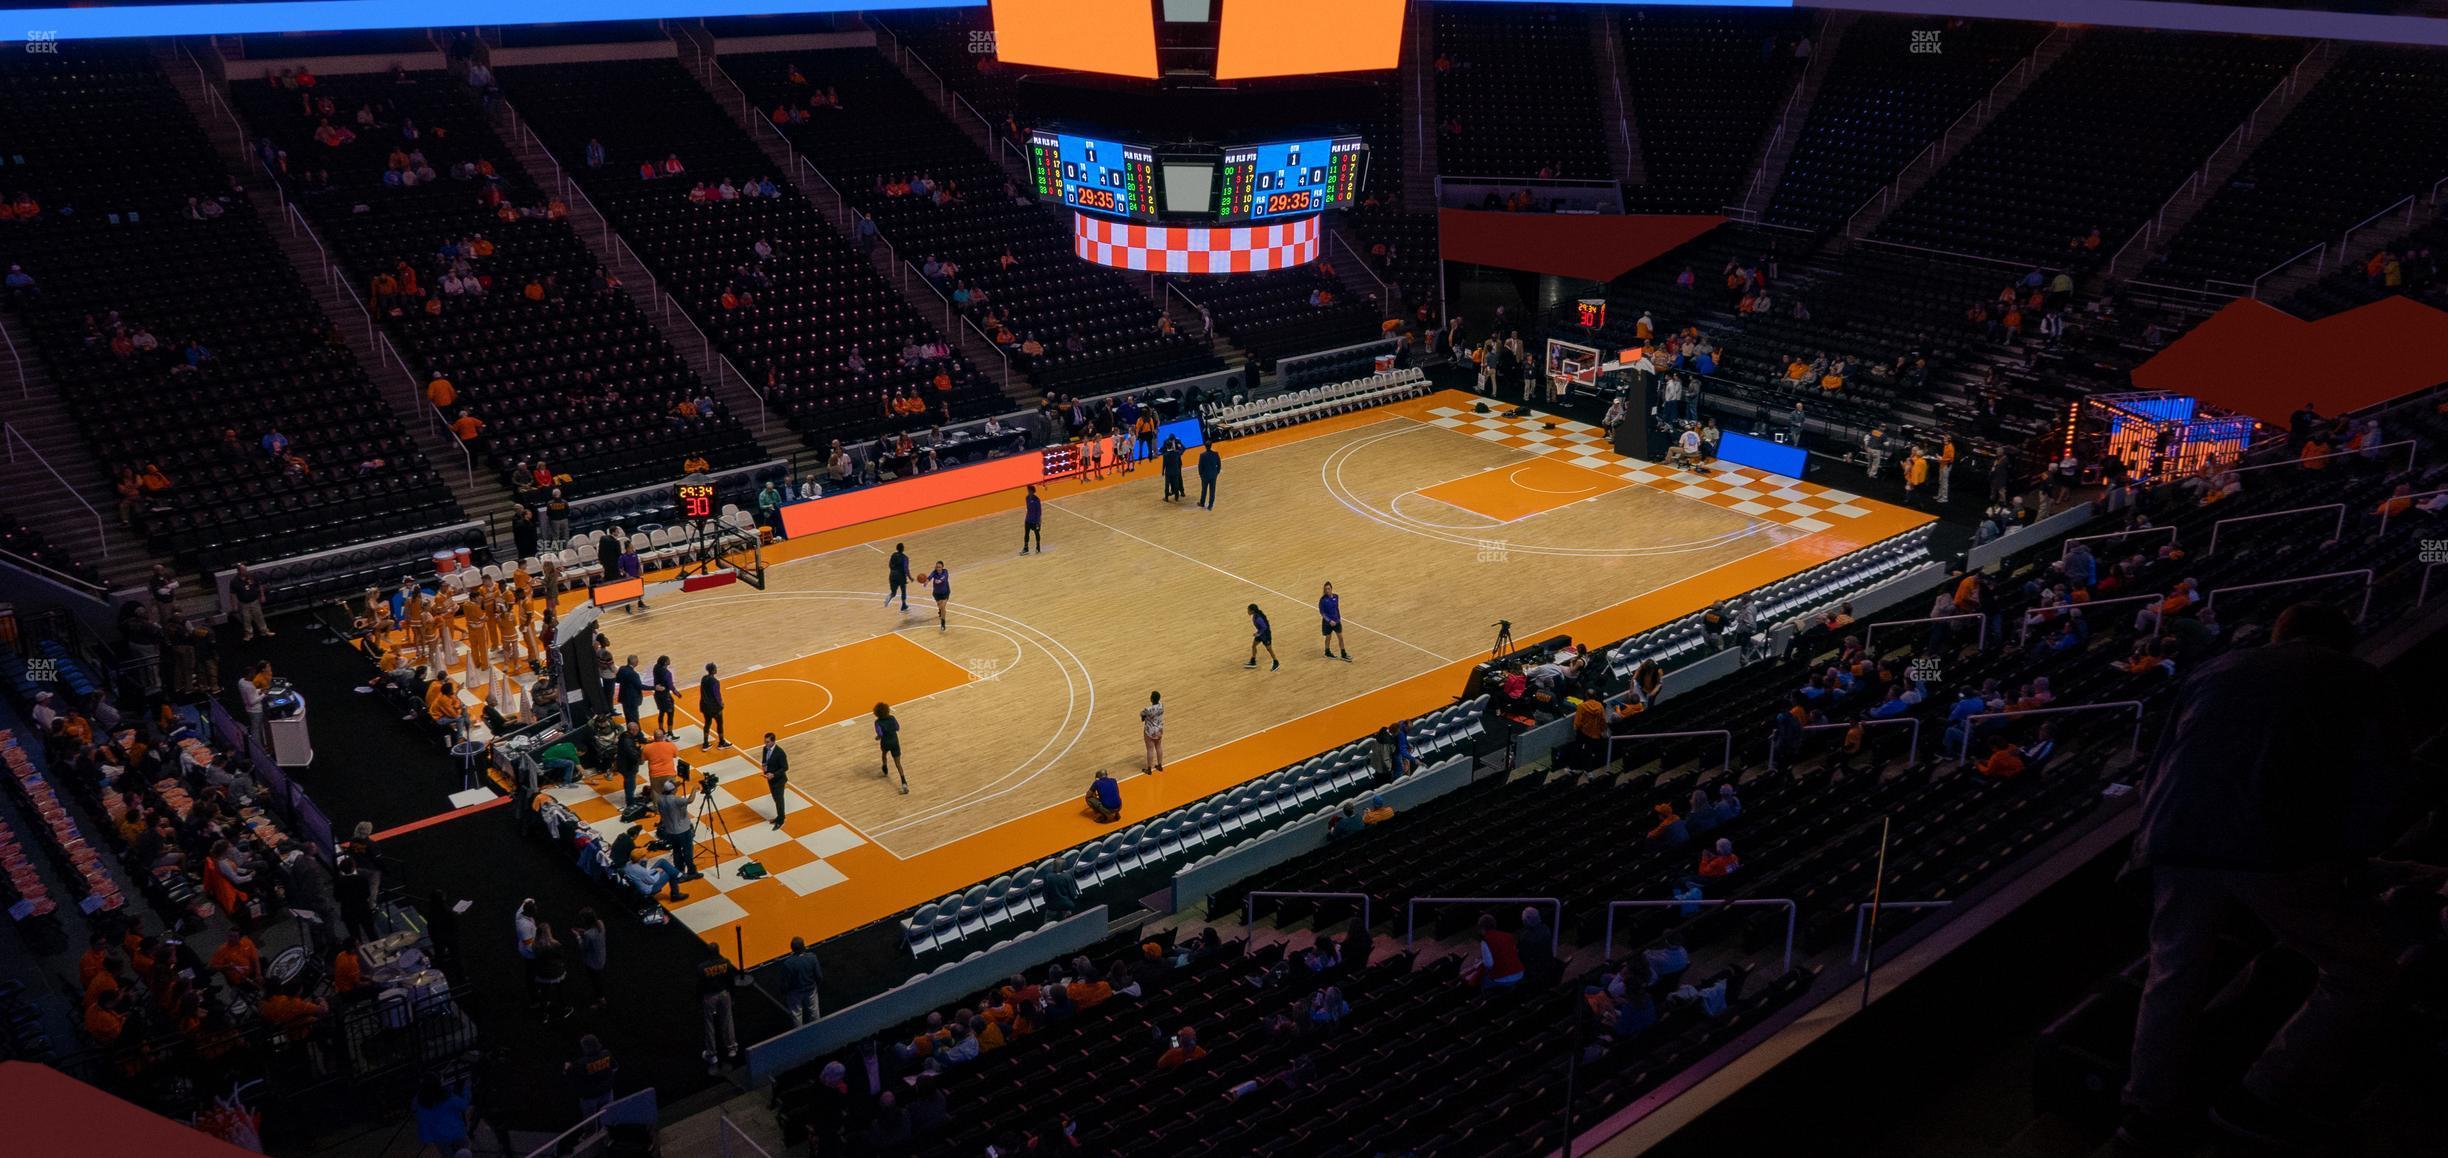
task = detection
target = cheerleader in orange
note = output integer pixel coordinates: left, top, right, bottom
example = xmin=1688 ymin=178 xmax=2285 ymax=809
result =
xmin=430 ymin=586 xmax=462 ymax=668
xmin=402 ymin=587 xmax=436 ymax=666
xmin=464 ymin=584 xmax=496 ymax=663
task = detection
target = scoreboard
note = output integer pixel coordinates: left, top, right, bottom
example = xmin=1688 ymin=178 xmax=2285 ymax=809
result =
xmin=1216 ymin=137 xmax=1369 ymax=223
xmin=1027 ymin=130 xmax=1159 ymax=222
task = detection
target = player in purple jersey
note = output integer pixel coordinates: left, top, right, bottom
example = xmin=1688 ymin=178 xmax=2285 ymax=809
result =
xmin=1319 ymin=582 xmax=1350 ymax=662
xmin=1244 ymin=603 xmax=1278 ymax=671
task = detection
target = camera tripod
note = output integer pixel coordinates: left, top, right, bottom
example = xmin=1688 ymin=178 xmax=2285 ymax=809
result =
xmin=692 ymin=776 xmax=741 ymax=881
xmin=1490 ymin=619 xmax=1515 ymax=659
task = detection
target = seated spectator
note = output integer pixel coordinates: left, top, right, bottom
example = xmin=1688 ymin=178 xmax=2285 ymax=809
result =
xmin=1698 ymin=838 xmax=1742 ymax=878
xmin=1157 ymin=1026 xmax=1207 ymax=1070
xmin=210 ymin=930 xmax=263 ymax=992
xmin=1468 ymin=913 xmax=1525 ymax=989
xmin=1646 ymin=802 xmax=1688 ymax=846
xmin=1974 ymin=737 xmax=2027 ymax=780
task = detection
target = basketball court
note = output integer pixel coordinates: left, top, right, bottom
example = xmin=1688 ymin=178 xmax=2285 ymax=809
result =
xmin=531 ymin=390 xmax=1928 ymax=963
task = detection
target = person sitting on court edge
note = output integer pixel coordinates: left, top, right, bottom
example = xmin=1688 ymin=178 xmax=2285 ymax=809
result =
xmin=1086 ymin=770 xmax=1123 ymax=823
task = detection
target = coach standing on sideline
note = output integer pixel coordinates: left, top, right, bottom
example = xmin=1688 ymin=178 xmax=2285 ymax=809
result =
xmin=1197 ymin=444 xmax=1222 ymax=510
xmin=761 ymin=732 xmax=790 ymax=829
xmin=698 ymin=663 xmax=727 ymax=750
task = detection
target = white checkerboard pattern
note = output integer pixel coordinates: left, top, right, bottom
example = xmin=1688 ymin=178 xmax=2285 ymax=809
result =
xmin=1422 ymin=406 xmax=1874 ymax=533
xmin=1073 ymin=213 xmax=1320 ymax=274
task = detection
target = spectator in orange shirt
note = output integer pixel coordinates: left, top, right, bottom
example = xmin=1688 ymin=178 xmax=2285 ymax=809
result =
xmin=260 ymin=983 xmax=329 ymax=1040
xmin=83 ymin=989 xmax=127 ymax=1046
xmin=450 ymin=410 xmax=485 ymax=442
xmin=1698 ymin=838 xmax=1741 ymax=878
xmin=426 ymin=376 xmax=455 ymax=410
xmin=211 ymin=931 xmax=263 ymax=992
xmin=1974 ymin=737 xmax=2026 ymax=780
xmin=1156 ymin=1027 xmax=1206 ymax=1070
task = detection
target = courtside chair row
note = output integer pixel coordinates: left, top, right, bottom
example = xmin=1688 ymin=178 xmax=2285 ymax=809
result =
xmin=905 ymin=739 xmax=1389 ymax=954
xmin=1604 ymin=525 xmax=1935 ymax=681
xmin=1204 ymin=368 xmax=1429 ymax=440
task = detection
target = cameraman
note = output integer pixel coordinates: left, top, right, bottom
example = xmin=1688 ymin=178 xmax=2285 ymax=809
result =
xmin=653 ymin=776 xmax=701 ymax=881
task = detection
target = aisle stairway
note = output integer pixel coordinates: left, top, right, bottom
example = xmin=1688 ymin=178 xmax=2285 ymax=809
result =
xmin=672 ymin=28 xmax=1033 ymax=406
xmin=1838 ymin=26 xmax=2082 ymax=243
xmin=0 ymin=313 xmax=151 ymax=592
xmin=492 ymin=97 xmax=804 ymax=463
xmin=160 ymin=48 xmax=523 ymax=547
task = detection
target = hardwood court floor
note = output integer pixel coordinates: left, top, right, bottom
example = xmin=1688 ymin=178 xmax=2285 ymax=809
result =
xmin=560 ymin=392 xmax=1931 ymax=963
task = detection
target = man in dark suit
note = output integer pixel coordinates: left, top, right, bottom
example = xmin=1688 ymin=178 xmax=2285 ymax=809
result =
xmin=698 ymin=662 xmax=726 ymax=750
xmin=1196 ymin=445 xmax=1222 ymax=510
xmin=614 ymin=655 xmax=644 ymax=725
xmin=1160 ymin=436 xmax=1185 ymax=502
xmin=761 ymin=731 xmax=790 ymax=829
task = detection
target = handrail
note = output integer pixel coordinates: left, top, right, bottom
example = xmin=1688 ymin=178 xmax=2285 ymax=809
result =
xmin=2061 ymin=524 xmax=2176 ymax=561
xmin=2378 ymin=487 xmax=2448 ymax=537
xmin=2340 ymin=193 xmax=2417 ymax=260
xmin=905 ymin=39 xmax=949 ymax=102
xmin=1602 ymin=898 xmax=1798 ymax=976
xmin=1404 ymin=896 xmax=1561 ymax=957
xmin=1243 ymin=891 xmax=1372 ymax=940
xmin=0 ymin=543 xmax=110 ymax=599
xmin=904 ymin=259 xmax=959 ymax=332
xmin=665 ymin=290 xmax=722 ymax=379
xmin=1855 ymin=237 xmax=2058 ymax=275
xmin=1848 ymin=900 xmax=1951 ymax=964
xmin=1954 ymin=701 xmax=2146 ymax=762
xmin=1862 ymin=612 xmax=1985 ymax=655
xmin=2228 ymin=438 xmax=2416 ymax=477
xmin=2237 ymin=239 xmax=2329 ymax=298
xmin=1848 ymin=26 xmax=2058 ymax=240
xmin=2019 ymin=591 xmax=2173 ymax=640
xmin=2206 ymin=503 xmax=2345 ymax=555
xmin=1739 ymin=63 xmax=1811 ymax=213
xmin=1603 ymin=728 xmax=1733 ymax=776
xmin=2206 ymin=569 xmax=2375 ymax=624
xmin=2431 ymin=174 xmax=2448 ymax=207
xmin=951 ymin=90 xmax=996 ymax=151
xmin=3 ymin=423 xmax=109 ymax=559
xmin=1801 ymin=717 xmax=1921 ymax=767
xmin=1 ymin=310 xmax=21 ymax=398
xmin=1437 ymin=173 xmax=1623 ymax=191
xmin=1331 ymin=229 xmax=1392 ymax=301
xmin=2419 ymin=561 xmax=2443 ymax=607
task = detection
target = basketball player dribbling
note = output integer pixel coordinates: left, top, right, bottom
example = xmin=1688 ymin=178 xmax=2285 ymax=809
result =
xmin=928 ymin=561 xmax=952 ymax=631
